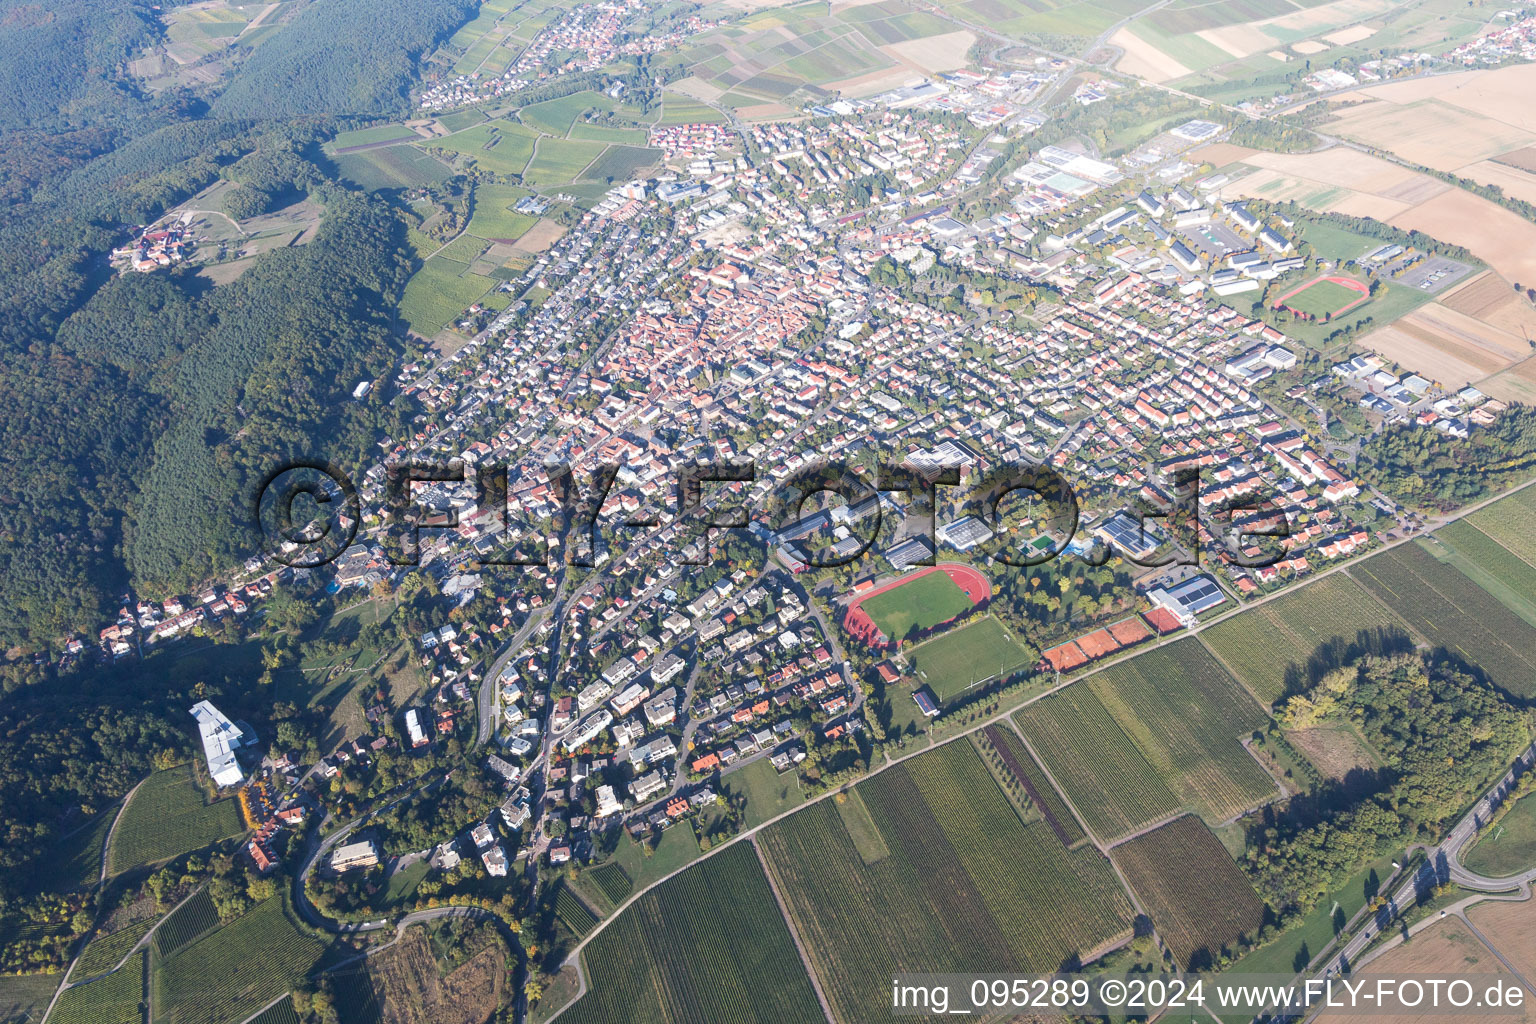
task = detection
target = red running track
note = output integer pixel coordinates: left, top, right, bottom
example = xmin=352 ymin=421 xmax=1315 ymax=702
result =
xmin=842 ymin=562 xmax=991 ymax=648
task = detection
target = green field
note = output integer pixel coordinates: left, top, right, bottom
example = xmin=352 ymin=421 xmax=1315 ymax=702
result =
xmin=519 ymin=91 xmax=620 ymax=136
xmin=109 ymin=766 xmax=244 ymax=874
xmin=1112 ymin=816 xmax=1267 ymax=969
xmin=51 ymin=951 xmax=144 ymax=1024
xmin=1464 ymin=792 xmax=1536 ymax=878
xmin=522 ymin=138 xmax=606 ymax=185
xmin=759 ymin=741 xmax=1133 ymax=1024
xmin=1465 ymin=485 xmax=1536 ymax=567
xmin=466 ymin=183 xmax=538 ymax=240
xmin=156 ymin=896 xmax=324 ymax=1024
xmin=333 ymin=146 xmax=451 ymax=190
xmin=1200 ymin=572 xmax=1407 ymax=705
xmin=858 ymin=570 xmax=975 ymax=640
xmin=331 ymin=124 xmax=419 ymax=149
xmin=1279 ymin=278 xmax=1368 ymax=319
xmin=722 ymin=756 xmax=805 ymax=829
xmin=1353 ymin=543 xmax=1536 ymax=698
xmin=610 ymin=823 xmax=700 ymax=894
xmin=562 ymin=843 xmax=822 ymax=1024
xmin=581 ymin=145 xmax=662 ymax=183
xmin=905 ymin=616 xmax=1032 ymax=702
xmin=1017 ymin=684 xmax=1179 ymax=841
xmin=398 ymin=255 xmax=499 ymax=336
xmin=1086 ymin=641 xmax=1275 ymax=822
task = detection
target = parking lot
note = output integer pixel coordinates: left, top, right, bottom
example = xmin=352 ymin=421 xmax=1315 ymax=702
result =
xmin=1374 ymin=253 xmax=1474 ymax=295
xmin=1176 ymin=221 xmax=1248 ymax=260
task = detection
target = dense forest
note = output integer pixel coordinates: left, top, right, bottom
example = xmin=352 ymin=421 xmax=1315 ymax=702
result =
xmin=211 ymin=0 xmax=479 ymax=119
xmin=1360 ymin=406 xmax=1536 ymax=511
xmin=0 ymin=0 xmax=479 ymax=648
xmin=1251 ymin=652 xmax=1530 ymax=915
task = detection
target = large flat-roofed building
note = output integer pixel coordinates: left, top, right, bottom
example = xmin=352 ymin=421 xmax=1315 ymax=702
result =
xmin=1146 ymin=574 xmax=1225 ymax=627
xmin=190 ymin=700 xmax=248 ymax=788
xmin=331 ymin=838 xmax=380 ymax=872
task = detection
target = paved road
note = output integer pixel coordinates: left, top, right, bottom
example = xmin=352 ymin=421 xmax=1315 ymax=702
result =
xmin=1277 ymin=739 xmax=1536 ymax=1021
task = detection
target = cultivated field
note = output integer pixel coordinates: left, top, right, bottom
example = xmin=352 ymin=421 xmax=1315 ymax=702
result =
xmin=156 ymin=896 xmax=325 ymax=1024
xmin=1464 ymin=792 xmax=1536 ymax=878
xmin=398 ymin=255 xmax=499 ymax=336
xmin=1085 ymin=641 xmax=1275 ymax=822
xmin=50 ymin=951 xmax=145 ymax=1024
xmin=1017 ymin=684 xmax=1179 ymax=841
xmin=153 ymin=890 xmax=221 ymax=958
xmin=1468 ymin=898 xmax=1536 ymax=983
xmin=73 ymin=917 xmax=157 ymax=977
xmin=522 ymin=138 xmax=608 ymax=186
xmin=354 ymin=926 xmax=505 ymax=1024
xmin=585 ymin=863 xmax=632 ymax=908
xmin=109 ymin=765 xmax=244 ymax=874
xmin=1464 ymin=484 xmax=1536 ymax=567
xmin=1316 ymin=916 xmax=1535 ymax=1024
xmin=1199 ymin=572 xmax=1407 ymax=706
xmin=759 ymin=741 xmax=1133 ymax=1024
xmin=904 ymin=616 xmax=1032 ymax=702
xmin=555 ymin=883 xmax=599 ymax=939
xmin=334 ymin=146 xmax=452 ymax=190
xmin=1433 ymin=520 xmax=1536 ymax=621
xmin=563 ymin=843 xmax=822 ymax=1024
xmin=1112 ymin=816 xmax=1267 ymax=969
xmin=1352 ymin=542 xmax=1536 ymax=697
xmin=976 ymin=723 xmax=1086 ymax=847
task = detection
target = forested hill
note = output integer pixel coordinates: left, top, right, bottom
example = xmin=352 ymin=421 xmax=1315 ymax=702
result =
xmin=212 ymin=0 xmax=479 ymax=119
xmin=0 ymin=0 xmax=485 ymax=652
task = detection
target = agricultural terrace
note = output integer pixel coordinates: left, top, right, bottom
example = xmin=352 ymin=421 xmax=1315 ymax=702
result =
xmin=758 ymin=741 xmax=1133 ymax=1024
xmin=904 ymin=616 xmax=1033 ymax=703
xmin=1464 ymin=791 xmax=1536 ymax=878
xmin=109 ymin=765 xmax=245 ymax=874
xmin=844 ymin=563 xmax=989 ymax=646
xmin=1352 ymin=542 xmax=1536 ymax=698
xmin=50 ymin=951 xmax=145 ymax=1024
xmin=155 ymin=895 xmax=324 ymax=1024
xmin=561 ymin=843 xmax=821 ymax=1024
xmin=1273 ymin=275 xmax=1370 ymax=320
xmin=1112 ymin=816 xmax=1267 ymax=970
xmin=1019 ymin=639 xmax=1274 ymax=840
xmin=1199 ymin=572 xmax=1407 ymax=706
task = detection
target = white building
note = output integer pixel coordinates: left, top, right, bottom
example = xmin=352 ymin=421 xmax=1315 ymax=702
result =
xmin=190 ymin=700 xmax=248 ymax=788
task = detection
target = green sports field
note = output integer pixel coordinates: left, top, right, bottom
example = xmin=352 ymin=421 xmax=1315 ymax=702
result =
xmin=1278 ymin=278 xmax=1367 ymax=319
xmin=905 ymin=616 xmax=1032 ymax=702
xmin=857 ymin=571 xmax=973 ymax=639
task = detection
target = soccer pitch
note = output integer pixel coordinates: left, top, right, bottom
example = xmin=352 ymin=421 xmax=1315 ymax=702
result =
xmin=906 ymin=616 xmax=1032 ymax=703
